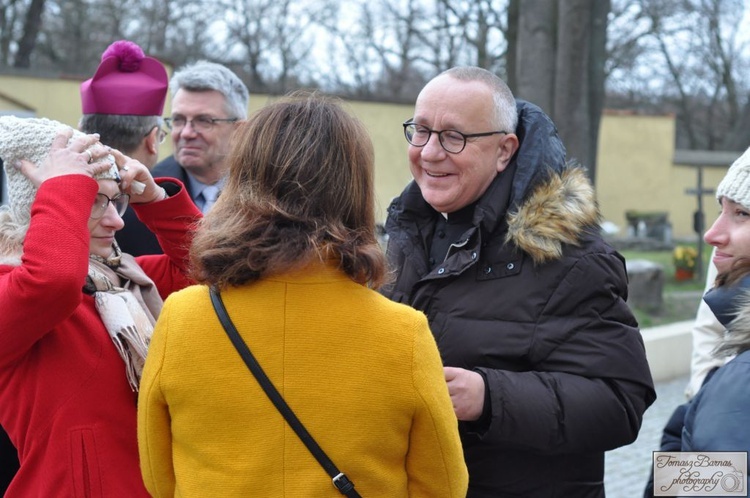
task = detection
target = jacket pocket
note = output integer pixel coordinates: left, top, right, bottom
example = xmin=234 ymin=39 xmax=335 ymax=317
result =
xmin=69 ymin=428 xmax=103 ymax=498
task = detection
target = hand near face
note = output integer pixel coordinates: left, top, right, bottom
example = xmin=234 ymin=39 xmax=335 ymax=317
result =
xmin=108 ymin=149 xmax=164 ymax=204
xmin=444 ymin=366 xmax=486 ymax=421
xmin=15 ymin=129 xmax=111 ymax=187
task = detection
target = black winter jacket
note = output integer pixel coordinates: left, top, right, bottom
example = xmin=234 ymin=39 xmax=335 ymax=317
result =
xmin=383 ymin=100 xmax=656 ymax=498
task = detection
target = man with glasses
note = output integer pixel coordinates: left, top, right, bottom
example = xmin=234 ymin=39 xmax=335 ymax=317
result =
xmin=382 ymin=66 xmax=655 ymax=497
xmin=153 ymin=60 xmax=249 ymax=216
xmin=120 ymin=60 xmax=248 ymax=255
xmin=78 ymin=40 xmax=170 ymax=256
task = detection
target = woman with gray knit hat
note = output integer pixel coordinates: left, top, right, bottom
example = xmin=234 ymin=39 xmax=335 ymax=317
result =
xmin=644 ymin=148 xmax=750 ymax=498
xmin=676 ymin=146 xmax=750 ymax=454
xmin=0 ymin=116 xmax=200 ymax=497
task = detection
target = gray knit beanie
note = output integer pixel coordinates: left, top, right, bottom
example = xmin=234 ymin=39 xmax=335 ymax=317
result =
xmin=716 ymin=146 xmax=750 ymax=209
xmin=0 ymin=115 xmax=119 ymax=227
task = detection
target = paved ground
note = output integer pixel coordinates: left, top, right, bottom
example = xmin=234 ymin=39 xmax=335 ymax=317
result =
xmin=604 ymin=374 xmax=690 ymax=497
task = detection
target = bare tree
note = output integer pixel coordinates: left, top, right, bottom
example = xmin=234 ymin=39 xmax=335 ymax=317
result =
xmin=33 ymin=0 xmax=100 ymax=73
xmin=11 ymin=0 xmax=44 ymax=67
xmin=420 ymin=0 xmax=465 ymax=74
xmin=513 ymin=0 xmax=610 ymax=181
xmin=0 ymin=0 xmax=27 ymax=65
xmin=219 ymin=0 xmax=332 ymax=94
xmin=368 ymin=0 xmax=432 ymax=100
xmin=609 ymin=0 xmax=750 ymax=151
xmin=435 ymin=0 xmax=507 ymax=75
xmin=327 ymin=0 xmax=431 ymax=101
xmin=554 ymin=0 xmax=609 ymax=183
xmin=512 ymin=0 xmax=556 ymax=112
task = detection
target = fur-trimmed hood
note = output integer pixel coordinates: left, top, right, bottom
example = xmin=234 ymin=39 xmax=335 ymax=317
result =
xmin=506 ymin=166 xmax=600 ymax=265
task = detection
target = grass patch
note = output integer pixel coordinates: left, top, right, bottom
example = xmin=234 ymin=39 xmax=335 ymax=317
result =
xmin=619 ymin=242 xmax=712 ymax=326
xmin=619 ymin=245 xmax=711 ymax=293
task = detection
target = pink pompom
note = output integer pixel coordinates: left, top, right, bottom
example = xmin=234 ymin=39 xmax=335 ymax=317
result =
xmin=101 ymin=40 xmax=144 ymax=72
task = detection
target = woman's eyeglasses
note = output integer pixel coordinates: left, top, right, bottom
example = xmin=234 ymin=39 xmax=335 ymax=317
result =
xmin=91 ymin=192 xmax=130 ymax=219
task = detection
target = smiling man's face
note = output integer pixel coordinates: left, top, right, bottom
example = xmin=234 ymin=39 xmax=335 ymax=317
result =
xmin=170 ymin=89 xmax=236 ymax=184
xmin=408 ymin=75 xmax=513 ymax=214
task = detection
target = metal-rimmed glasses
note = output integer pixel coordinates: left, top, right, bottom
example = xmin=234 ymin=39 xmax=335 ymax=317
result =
xmin=403 ymin=120 xmax=508 ymax=154
xmin=91 ymin=192 xmax=130 ymax=219
xmin=164 ymin=115 xmax=239 ymax=132
xmin=144 ymin=125 xmax=168 ymax=144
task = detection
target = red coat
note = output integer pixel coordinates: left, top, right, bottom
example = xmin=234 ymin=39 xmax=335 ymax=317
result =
xmin=0 ymin=175 xmax=199 ymax=497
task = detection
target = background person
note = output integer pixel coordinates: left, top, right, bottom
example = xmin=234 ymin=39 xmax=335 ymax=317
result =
xmin=154 ymin=60 xmax=249 ymax=213
xmin=124 ymin=60 xmax=249 ymax=256
xmin=79 ymin=39 xmax=170 ymax=256
xmin=382 ymin=66 xmax=656 ymax=497
xmin=0 ymin=116 xmax=200 ymax=497
xmin=681 ymin=146 xmax=750 ymax=452
xmin=137 ymin=94 xmax=468 ymax=497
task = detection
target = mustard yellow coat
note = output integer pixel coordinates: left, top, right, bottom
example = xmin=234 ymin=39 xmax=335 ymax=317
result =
xmin=138 ymin=261 xmax=468 ymax=497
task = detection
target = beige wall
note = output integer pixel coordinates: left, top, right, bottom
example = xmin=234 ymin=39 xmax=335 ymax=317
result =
xmin=347 ymin=100 xmax=413 ymax=222
xmin=596 ymin=111 xmax=727 ymax=238
xmin=0 ymin=73 xmax=731 ymax=235
xmin=0 ymin=75 xmax=86 ymax=124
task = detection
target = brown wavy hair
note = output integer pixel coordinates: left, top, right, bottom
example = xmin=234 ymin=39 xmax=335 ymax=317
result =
xmin=190 ymin=92 xmax=387 ymax=289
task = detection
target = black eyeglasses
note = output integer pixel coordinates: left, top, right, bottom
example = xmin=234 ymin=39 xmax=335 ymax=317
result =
xmin=144 ymin=125 xmax=168 ymax=144
xmin=164 ymin=115 xmax=239 ymax=132
xmin=91 ymin=192 xmax=129 ymax=219
xmin=403 ymin=120 xmax=508 ymax=154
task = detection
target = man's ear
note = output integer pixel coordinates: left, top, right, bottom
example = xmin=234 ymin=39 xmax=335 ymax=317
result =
xmin=144 ymin=127 xmax=158 ymax=155
xmin=496 ymin=133 xmax=519 ymax=173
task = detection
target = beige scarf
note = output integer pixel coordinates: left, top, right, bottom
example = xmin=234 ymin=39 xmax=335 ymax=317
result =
xmin=85 ymin=244 xmax=163 ymax=391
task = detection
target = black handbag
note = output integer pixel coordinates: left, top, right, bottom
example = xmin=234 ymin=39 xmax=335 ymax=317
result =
xmin=209 ymin=287 xmax=361 ymax=498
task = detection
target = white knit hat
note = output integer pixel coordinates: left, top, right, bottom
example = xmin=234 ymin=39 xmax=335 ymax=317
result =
xmin=716 ymin=146 xmax=750 ymax=209
xmin=0 ymin=115 xmax=119 ymax=227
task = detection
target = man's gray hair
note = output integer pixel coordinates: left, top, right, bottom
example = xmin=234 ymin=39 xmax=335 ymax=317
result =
xmin=170 ymin=61 xmax=250 ymax=119
xmin=80 ymin=114 xmax=162 ymax=154
xmin=441 ymin=67 xmax=518 ymax=132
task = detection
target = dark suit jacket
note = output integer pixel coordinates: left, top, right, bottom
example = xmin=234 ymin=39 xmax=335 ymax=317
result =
xmin=116 ymin=156 xmax=196 ymax=256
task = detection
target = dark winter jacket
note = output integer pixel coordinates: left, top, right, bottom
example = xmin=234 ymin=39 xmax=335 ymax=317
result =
xmin=683 ymin=280 xmax=750 ymax=452
xmin=383 ymin=100 xmax=656 ymax=498
xmin=683 ymin=350 xmax=750 ymax=452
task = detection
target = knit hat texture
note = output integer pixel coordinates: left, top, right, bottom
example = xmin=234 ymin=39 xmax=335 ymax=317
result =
xmin=0 ymin=115 xmax=119 ymax=227
xmin=716 ymin=146 xmax=750 ymax=210
xmin=80 ymin=40 xmax=168 ymax=116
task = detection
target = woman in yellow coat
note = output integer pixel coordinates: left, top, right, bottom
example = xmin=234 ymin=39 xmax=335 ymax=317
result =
xmin=137 ymin=93 xmax=468 ymax=497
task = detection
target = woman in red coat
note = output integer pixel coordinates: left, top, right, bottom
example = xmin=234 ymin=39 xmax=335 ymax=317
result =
xmin=0 ymin=116 xmax=200 ymax=497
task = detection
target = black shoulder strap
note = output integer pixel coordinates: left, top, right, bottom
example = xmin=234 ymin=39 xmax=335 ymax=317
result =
xmin=209 ymin=287 xmax=361 ymax=498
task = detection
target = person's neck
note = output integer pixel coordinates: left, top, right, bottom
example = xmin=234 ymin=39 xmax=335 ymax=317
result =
xmin=126 ymin=147 xmax=157 ymax=170
xmin=187 ymin=172 xmax=226 ymax=193
xmin=186 ymin=164 xmax=226 ymax=186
